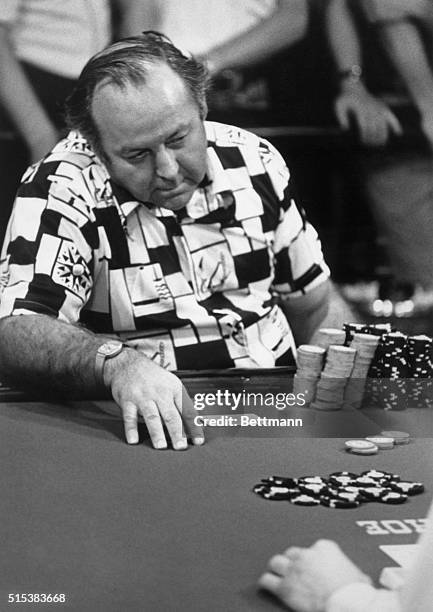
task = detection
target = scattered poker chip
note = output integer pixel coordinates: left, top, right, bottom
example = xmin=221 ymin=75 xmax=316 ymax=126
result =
xmin=354 ymin=476 xmax=378 ymax=487
xmin=390 ymin=481 xmax=425 ymax=496
xmin=357 ymin=486 xmax=390 ymax=501
xmin=380 ymin=431 xmax=411 ymax=445
xmin=365 ymin=436 xmax=394 ymax=449
xmin=299 ymin=476 xmax=328 ymax=485
xmin=349 ymin=444 xmax=379 ymax=456
xmin=298 ymin=482 xmax=328 ymax=496
xmin=320 ymin=496 xmax=361 ymax=509
xmin=361 ymin=470 xmax=397 ymax=481
xmin=380 ymin=491 xmax=408 ymax=505
xmin=263 ymin=476 xmax=298 ymax=487
xmin=289 ymin=494 xmax=321 ymax=506
xmin=345 ymin=440 xmax=376 ymax=451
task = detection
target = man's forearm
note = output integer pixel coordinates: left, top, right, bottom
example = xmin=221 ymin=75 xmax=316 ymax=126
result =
xmin=0 ymin=315 xmax=111 ymax=398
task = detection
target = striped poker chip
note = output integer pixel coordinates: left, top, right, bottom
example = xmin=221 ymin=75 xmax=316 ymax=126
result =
xmin=381 ymin=431 xmax=410 ymax=444
xmin=299 ymin=476 xmax=328 ymax=485
xmin=349 ymin=444 xmax=379 ymax=455
xmin=320 ymin=496 xmax=361 ymax=509
xmin=298 ymin=482 xmax=328 ymax=496
xmin=354 ymin=476 xmax=379 ymax=487
xmin=380 ymin=491 xmax=408 ymax=505
xmin=357 ymin=486 xmax=390 ymax=501
xmin=263 ymin=476 xmax=298 ymax=487
xmin=390 ymin=481 xmax=424 ymax=496
xmin=361 ymin=470 xmax=398 ymax=481
xmin=289 ymin=494 xmax=321 ymax=506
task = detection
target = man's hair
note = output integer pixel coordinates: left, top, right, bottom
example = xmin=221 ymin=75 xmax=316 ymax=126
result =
xmin=64 ymin=31 xmax=209 ymax=151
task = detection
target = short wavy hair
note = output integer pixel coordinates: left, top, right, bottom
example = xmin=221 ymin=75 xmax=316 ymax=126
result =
xmin=65 ymin=31 xmax=209 ymax=151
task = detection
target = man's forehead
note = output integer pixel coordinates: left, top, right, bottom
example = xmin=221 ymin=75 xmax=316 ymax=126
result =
xmin=92 ymin=62 xmax=190 ymax=111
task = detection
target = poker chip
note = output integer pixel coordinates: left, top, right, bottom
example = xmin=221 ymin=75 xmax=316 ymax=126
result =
xmin=354 ymin=476 xmax=378 ymax=487
xmin=263 ymin=476 xmax=298 ymax=487
xmin=320 ymin=496 xmax=361 ymax=509
xmin=381 ymin=431 xmax=411 ymax=445
xmin=380 ymin=492 xmax=408 ymax=505
xmin=298 ymin=482 xmax=328 ymax=496
xmin=390 ymin=481 xmax=424 ymax=496
xmin=365 ymin=436 xmax=394 ymax=450
xmin=361 ymin=470 xmax=398 ymax=481
xmin=289 ymin=494 xmax=321 ymax=506
xmin=357 ymin=486 xmax=390 ymax=501
xmin=345 ymin=440 xmax=379 ymax=455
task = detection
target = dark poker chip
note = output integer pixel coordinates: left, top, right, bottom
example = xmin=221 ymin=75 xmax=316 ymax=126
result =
xmin=357 ymin=486 xmax=390 ymax=501
xmin=380 ymin=491 xmax=408 ymax=505
xmin=390 ymin=481 xmax=425 ymax=496
xmin=299 ymin=476 xmax=328 ymax=485
xmin=298 ymin=482 xmax=328 ymax=496
xmin=263 ymin=476 xmax=298 ymax=487
xmin=361 ymin=470 xmax=399 ymax=482
xmin=354 ymin=476 xmax=378 ymax=487
xmin=320 ymin=496 xmax=361 ymax=509
xmin=289 ymin=494 xmax=321 ymax=506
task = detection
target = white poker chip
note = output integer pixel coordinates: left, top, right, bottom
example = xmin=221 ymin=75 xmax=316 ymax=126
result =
xmin=365 ymin=436 xmax=394 ymax=449
xmin=350 ymin=445 xmax=379 ymax=455
xmin=345 ymin=440 xmax=377 ymax=450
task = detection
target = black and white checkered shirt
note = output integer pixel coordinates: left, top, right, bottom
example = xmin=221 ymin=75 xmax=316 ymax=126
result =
xmin=0 ymin=122 xmax=329 ymax=370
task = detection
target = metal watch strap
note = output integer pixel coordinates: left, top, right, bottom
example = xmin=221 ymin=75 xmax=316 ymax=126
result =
xmin=94 ymin=340 xmax=124 ymax=387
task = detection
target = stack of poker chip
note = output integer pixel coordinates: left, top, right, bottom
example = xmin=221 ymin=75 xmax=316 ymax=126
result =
xmin=293 ymin=345 xmax=325 ymax=406
xmin=371 ymin=332 xmax=409 ymax=410
xmin=313 ymin=345 xmax=356 ymax=411
xmin=314 ymin=328 xmax=346 ymax=350
xmin=344 ymin=333 xmax=380 ymax=409
xmin=406 ymin=335 xmax=433 ymax=407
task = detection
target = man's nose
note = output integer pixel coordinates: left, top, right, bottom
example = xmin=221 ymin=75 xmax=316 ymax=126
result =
xmin=155 ymin=147 xmax=179 ymax=181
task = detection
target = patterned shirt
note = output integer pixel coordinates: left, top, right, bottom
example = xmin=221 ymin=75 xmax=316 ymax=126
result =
xmin=0 ymin=121 xmax=330 ymax=370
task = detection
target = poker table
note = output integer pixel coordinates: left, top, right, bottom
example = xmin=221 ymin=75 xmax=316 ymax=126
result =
xmin=1 ymin=368 xmax=433 ymax=612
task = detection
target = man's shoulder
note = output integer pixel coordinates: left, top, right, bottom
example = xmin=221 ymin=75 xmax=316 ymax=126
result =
xmin=205 ymin=121 xmax=262 ymax=151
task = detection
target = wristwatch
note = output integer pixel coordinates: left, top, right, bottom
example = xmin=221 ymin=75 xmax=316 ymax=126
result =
xmin=95 ymin=340 xmax=125 ymax=386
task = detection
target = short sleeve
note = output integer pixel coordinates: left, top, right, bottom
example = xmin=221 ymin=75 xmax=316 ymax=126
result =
xmin=0 ymin=157 xmax=97 ymax=323
xmin=258 ymin=140 xmax=330 ymax=297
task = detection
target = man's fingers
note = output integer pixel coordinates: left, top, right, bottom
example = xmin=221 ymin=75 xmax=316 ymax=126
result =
xmin=139 ymin=401 xmax=168 ymax=450
xmin=157 ymin=396 xmax=188 ymax=450
xmin=267 ymin=554 xmax=292 ymax=576
xmin=121 ymin=401 xmax=140 ymax=445
xmin=335 ymin=101 xmax=350 ymax=130
xmin=258 ymin=572 xmax=281 ymax=593
xmin=284 ymin=546 xmax=303 ymax=560
xmin=176 ymin=384 xmax=205 ymax=446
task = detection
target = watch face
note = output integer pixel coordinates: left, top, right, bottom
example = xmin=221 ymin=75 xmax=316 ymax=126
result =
xmin=99 ymin=341 xmax=122 ymax=356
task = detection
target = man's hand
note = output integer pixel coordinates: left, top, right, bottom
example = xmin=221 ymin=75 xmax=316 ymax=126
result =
xmin=258 ymin=540 xmax=372 ymax=611
xmin=364 ymin=0 xmax=432 ymax=23
xmin=104 ymin=349 xmax=204 ymax=449
xmin=335 ymin=83 xmax=402 ymax=146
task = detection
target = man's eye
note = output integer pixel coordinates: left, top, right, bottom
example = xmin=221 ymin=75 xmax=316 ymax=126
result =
xmin=169 ymin=134 xmax=186 ymax=146
xmin=127 ymin=151 xmax=149 ymax=161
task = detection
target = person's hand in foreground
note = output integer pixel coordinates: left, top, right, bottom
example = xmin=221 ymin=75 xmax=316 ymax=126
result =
xmin=258 ymin=539 xmax=372 ymax=611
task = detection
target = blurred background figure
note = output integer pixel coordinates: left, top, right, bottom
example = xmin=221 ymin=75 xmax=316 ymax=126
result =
xmin=126 ymin=0 xmax=309 ymax=124
xmin=326 ymin=0 xmax=433 ymax=318
xmin=0 ymin=0 xmax=140 ymax=245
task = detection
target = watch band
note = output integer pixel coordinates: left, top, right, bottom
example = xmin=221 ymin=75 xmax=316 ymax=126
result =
xmin=95 ymin=340 xmax=124 ymax=387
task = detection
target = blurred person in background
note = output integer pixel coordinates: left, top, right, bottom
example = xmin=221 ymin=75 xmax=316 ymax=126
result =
xmin=0 ymin=0 xmax=141 ymax=246
xmin=326 ymin=0 xmax=433 ymax=318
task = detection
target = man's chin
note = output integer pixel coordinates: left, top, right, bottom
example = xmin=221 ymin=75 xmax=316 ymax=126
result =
xmin=153 ymin=190 xmax=193 ymax=211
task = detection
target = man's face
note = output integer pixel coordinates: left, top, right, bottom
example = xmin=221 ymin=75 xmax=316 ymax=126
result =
xmin=91 ymin=62 xmax=208 ymax=211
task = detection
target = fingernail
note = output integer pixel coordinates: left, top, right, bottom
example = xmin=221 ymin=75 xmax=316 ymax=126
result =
xmin=126 ymin=432 xmax=139 ymax=444
xmin=154 ymin=440 xmax=167 ymax=450
xmin=193 ymin=436 xmax=205 ymax=446
xmin=174 ymin=438 xmax=188 ymax=450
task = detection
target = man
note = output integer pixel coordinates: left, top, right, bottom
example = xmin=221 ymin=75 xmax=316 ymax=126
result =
xmin=0 ymin=33 xmax=330 ymax=449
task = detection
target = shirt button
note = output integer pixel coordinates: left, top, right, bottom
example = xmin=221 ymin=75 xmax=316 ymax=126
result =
xmin=72 ymin=263 xmax=85 ymax=276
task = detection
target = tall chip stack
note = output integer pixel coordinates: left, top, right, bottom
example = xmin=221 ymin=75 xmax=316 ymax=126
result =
xmin=313 ymin=346 xmax=356 ymax=411
xmin=293 ymin=345 xmax=325 ymax=406
xmin=344 ymin=333 xmax=380 ymax=409
xmin=314 ymin=328 xmax=346 ymax=350
xmin=406 ymin=335 xmax=433 ymax=408
xmin=372 ymin=332 xmax=409 ymax=410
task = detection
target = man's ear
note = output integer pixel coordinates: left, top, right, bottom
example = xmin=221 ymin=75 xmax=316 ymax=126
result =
xmin=201 ymin=100 xmax=208 ymax=120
